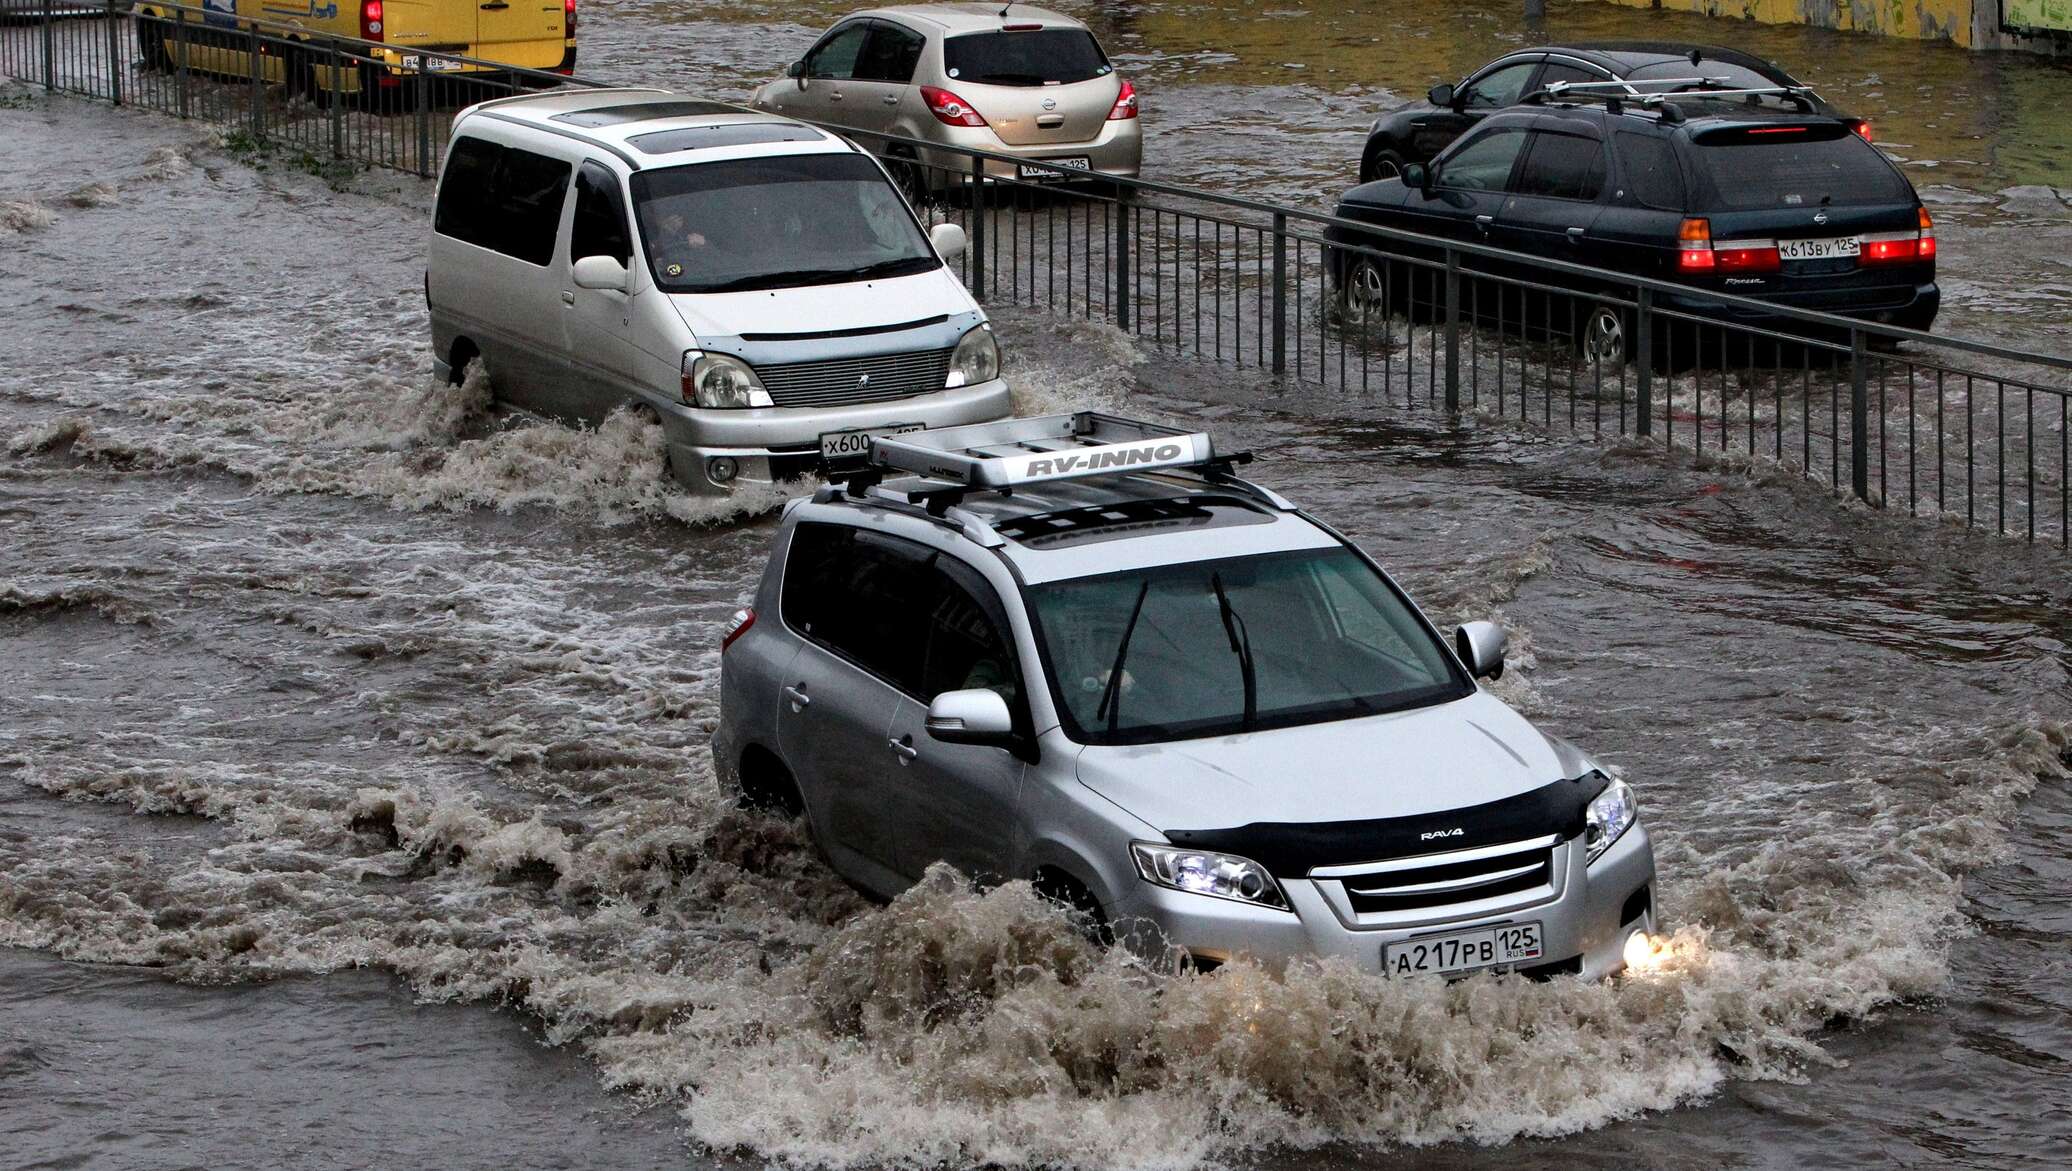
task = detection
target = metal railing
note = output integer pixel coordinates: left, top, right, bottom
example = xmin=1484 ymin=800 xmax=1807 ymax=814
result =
xmin=4 ymin=0 xmax=2067 ymax=549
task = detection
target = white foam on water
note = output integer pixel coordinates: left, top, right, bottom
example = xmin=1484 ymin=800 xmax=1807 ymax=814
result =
xmin=1 ymin=200 xmax=56 ymax=234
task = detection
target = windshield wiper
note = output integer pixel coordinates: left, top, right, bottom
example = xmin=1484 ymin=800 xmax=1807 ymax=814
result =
xmin=1095 ymin=580 xmax=1151 ymax=735
xmin=840 ymin=255 xmax=940 ymax=280
xmin=1209 ymin=572 xmax=1258 ymax=731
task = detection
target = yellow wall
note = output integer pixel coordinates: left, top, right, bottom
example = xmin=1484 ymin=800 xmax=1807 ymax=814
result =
xmin=1594 ymin=0 xmax=2071 ymax=49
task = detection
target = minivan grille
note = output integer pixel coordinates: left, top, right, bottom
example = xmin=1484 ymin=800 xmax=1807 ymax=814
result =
xmin=1334 ymin=838 xmax=1555 ymax=915
xmin=757 ymin=348 xmax=953 ymax=408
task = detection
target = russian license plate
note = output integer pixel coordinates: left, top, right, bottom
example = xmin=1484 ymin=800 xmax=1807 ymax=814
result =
xmin=1018 ymin=157 xmax=1091 ymax=181
xmin=402 ymin=55 xmax=465 ymax=73
xmin=819 ymin=423 xmax=923 ymax=461
xmin=1385 ymin=921 xmax=1543 ymax=977
xmin=1779 ymin=236 xmax=1861 ymax=262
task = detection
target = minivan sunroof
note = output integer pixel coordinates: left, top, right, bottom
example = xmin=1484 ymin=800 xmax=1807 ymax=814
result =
xmin=625 ymin=123 xmax=827 ymax=155
xmin=553 ymin=100 xmax=741 ymax=127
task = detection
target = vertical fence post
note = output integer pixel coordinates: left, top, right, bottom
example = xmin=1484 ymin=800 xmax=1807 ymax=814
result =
xmin=968 ymin=154 xmax=986 ymax=301
xmin=328 ymin=38 xmax=343 ymax=159
xmin=175 ymin=8 xmax=190 ymax=119
xmin=415 ymin=60 xmax=432 ymax=177
xmin=1849 ymin=328 xmax=1870 ymax=502
xmin=41 ymin=0 xmax=56 ymax=91
xmin=1270 ymin=212 xmax=1287 ymax=376
xmin=248 ymin=20 xmax=264 ymax=138
xmin=1443 ymin=249 xmax=1462 ymax=412
xmin=1634 ymin=288 xmax=1654 ymax=437
xmin=106 ymin=0 xmax=124 ymax=105
xmin=1113 ymin=195 xmax=1131 ymax=331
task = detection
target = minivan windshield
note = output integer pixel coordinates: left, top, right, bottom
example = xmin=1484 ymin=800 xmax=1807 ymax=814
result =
xmin=630 ymin=153 xmax=939 ymax=294
xmin=943 ymin=28 xmax=1111 ymax=86
xmin=1027 ymin=548 xmax=1470 ymax=746
xmin=1691 ymin=127 xmax=1911 ymax=210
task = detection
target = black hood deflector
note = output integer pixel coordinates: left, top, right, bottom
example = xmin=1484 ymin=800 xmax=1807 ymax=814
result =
xmin=1163 ymin=773 xmax=1609 ymax=877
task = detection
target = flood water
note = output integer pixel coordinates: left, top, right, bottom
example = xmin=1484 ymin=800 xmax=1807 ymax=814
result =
xmin=3 ymin=2 xmax=2071 ymax=1167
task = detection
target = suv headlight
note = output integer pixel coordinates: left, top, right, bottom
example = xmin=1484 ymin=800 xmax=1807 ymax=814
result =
xmin=1131 ymin=842 xmax=1290 ymax=911
xmin=946 ymin=324 xmax=999 ymax=388
xmin=1585 ymin=776 xmax=1637 ymax=864
xmin=682 ymin=353 xmax=773 ymax=409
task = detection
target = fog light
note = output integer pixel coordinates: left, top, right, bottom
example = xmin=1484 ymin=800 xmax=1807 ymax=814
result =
xmin=1622 ymin=929 xmax=1663 ymax=974
xmin=707 ymin=456 xmax=739 ymax=484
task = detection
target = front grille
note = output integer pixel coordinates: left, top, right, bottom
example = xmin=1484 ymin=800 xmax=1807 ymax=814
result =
xmin=1334 ymin=837 xmax=1556 ymax=915
xmin=757 ymin=347 xmax=953 ymax=409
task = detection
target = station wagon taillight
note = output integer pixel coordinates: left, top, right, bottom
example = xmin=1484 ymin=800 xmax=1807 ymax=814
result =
xmin=360 ymin=0 xmax=382 ymax=40
xmin=1108 ymin=78 xmax=1138 ymax=121
xmin=722 ymin=607 xmax=755 ymax=652
xmin=1676 ymin=218 xmax=1780 ymax=274
xmin=920 ymin=86 xmax=987 ymax=127
xmin=1862 ymin=208 xmax=1935 ymax=266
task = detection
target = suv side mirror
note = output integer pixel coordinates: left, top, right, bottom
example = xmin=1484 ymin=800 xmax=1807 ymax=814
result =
xmin=926 ymin=688 xmax=1016 ymax=747
xmin=929 ymin=222 xmax=968 ymax=261
xmin=1456 ymin=621 xmax=1507 ymax=681
xmin=1401 ymin=162 xmax=1430 ymax=192
xmin=788 ymin=59 xmax=806 ymax=86
xmin=1427 ymin=82 xmax=1455 ymax=109
xmin=571 ymin=254 xmax=629 ymax=292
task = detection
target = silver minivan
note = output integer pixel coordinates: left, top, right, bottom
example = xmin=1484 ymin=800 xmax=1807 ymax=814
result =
xmin=750 ymin=5 xmax=1142 ymax=189
xmin=715 ymin=413 xmax=1659 ymax=979
xmin=427 ymin=87 xmax=1011 ymax=493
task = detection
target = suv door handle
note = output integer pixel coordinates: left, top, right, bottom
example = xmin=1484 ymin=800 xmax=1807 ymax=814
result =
xmin=887 ymin=734 xmax=918 ymax=763
xmin=783 ymin=684 xmax=811 ymax=710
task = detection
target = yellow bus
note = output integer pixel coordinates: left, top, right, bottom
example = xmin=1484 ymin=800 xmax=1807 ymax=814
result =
xmin=132 ymin=0 xmax=576 ymax=101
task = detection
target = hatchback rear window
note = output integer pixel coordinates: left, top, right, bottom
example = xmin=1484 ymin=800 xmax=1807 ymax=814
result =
xmin=943 ymin=28 xmax=1111 ymax=87
xmin=1691 ymin=126 xmax=1910 ymax=210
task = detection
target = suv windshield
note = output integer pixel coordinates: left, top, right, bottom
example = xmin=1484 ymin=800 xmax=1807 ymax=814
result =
xmin=630 ymin=153 xmax=939 ymax=294
xmin=1027 ymin=548 xmax=1470 ymax=745
xmin=943 ymin=28 xmax=1111 ymax=86
xmin=1690 ymin=126 xmax=1910 ymax=210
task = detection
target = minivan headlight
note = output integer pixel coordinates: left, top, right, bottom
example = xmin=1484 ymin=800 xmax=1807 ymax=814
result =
xmin=683 ymin=353 xmax=773 ymax=409
xmin=1131 ymin=842 xmax=1291 ymax=911
xmin=1585 ymin=776 xmax=1637 ymax=864
xmin=946 ymin=324 xmax=1000 ymax=388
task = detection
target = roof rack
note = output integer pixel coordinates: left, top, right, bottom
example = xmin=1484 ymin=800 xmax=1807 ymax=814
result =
xmin=819 ymin=411 xmax=1293 ymax=526
xmin=1527 ymin=78 xmax=1816 ymax=118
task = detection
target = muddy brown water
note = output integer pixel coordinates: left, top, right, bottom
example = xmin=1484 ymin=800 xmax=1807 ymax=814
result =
xmin=1 ymin=8 xmax=2070 ymax=1166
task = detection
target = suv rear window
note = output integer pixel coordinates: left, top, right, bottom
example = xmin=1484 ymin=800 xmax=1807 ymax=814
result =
xmin=943 ymin=29 xmax=1111 ymax=86
xmin=1690 ymin=126 xmax=1910 ymax=210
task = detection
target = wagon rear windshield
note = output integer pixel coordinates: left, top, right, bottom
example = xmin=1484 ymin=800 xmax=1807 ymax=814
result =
xmin=943 ymin=29 xmax=1111 ymax=86
xmin=1690 ymin=126 xmax=1911 ymax=210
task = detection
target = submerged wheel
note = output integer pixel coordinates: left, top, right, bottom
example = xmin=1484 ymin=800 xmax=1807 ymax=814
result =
xmin=1034 ymin=868 xmax=1111 ymax=946
xmin=1577 ymin=301 xmax=1630 ymax=370
xmin=136 ymin=15 xmax=171 ymax=71
xmin=1341 ymin=256 xmax=1389 ymax=325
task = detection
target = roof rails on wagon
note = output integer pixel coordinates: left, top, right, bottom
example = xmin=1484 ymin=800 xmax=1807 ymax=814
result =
xmin=1524 ymin=78 xmax=1818 ymax=122
xmin=816 ymin=412 xmax=1293 ymax=538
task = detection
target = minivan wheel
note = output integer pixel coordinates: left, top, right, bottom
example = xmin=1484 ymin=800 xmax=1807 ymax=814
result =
xmin=1033 ymin=868 xmax=1111 ymax=946
xmin=1577 ymin=302 xmax=1629 ymax=370
xmin=1341 ymin=257 xmax=1389 ymax=325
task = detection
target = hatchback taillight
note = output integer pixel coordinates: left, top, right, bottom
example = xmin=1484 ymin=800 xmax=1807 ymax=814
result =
xmin=1108 ymin=78 xmax=1138 ymax=120
xmin=920 ymin=85 xmax=987 ymax=127
xmin=722 ymin=607 xmax=755 ymax=652
xmin=360 ymin=0 xmax=382 ymax=40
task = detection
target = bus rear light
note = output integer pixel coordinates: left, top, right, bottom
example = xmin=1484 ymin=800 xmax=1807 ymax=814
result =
xmin=360 ymin=0 xmax=383 ymax=39
xmin=564 ymin=0 xmax=575 ymax=37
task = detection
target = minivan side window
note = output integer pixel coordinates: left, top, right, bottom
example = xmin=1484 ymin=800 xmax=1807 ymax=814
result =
xmin=1614 ymin=131 xmax=1686 ymax=210
xmin=434 ymin=136 xmax=572 ymax=267
xmin=571 ymin=161 xmax=631 ymax=266
xmin=781 ymin=524 xmax=932 ymax=694
xmin=805 ymin=22 xmax=870 ymax=79
xmin=1437 ymin=127 xmax=1527 ymax=192
xmin=855 ymin=20 xmax=925 ymax=84
xmin=1514 ymin=131 xmax=1606 ymax=201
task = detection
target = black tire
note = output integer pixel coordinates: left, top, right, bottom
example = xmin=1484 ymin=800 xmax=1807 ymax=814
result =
xmin=737 ymin=749 xmax=805 ymax=820
xmin=1034 ymin=868 xmax=1111 ymax=946
xmin=446 ymin=340 xmax=479 ymax=387
xmin=883 ymin=152 xmax=931 ymax=211
xmin=1361 ymin=147 xmax=1406 ymax=185
xmin=284 ymin=44 xmax=317 ymax=102
xmin=1575 ymin=299 xmax=1632 ymax=371
xmin=135 ymin=14 xmax=170 ymax=71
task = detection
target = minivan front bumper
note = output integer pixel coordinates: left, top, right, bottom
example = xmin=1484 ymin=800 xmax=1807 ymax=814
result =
xmin=660 ymin=377 xmax=1012 ymax=492
xmin=1108 ymin=823 xmax=1656 ymax=980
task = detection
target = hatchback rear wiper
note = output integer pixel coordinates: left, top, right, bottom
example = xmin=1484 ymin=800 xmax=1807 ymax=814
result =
xmin=1096 ymin=580 xmax=1151 ymax=734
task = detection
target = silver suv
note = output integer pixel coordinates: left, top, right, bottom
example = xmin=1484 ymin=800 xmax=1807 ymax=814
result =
xmin=714 ymin=414 xmax=1657 ymax=979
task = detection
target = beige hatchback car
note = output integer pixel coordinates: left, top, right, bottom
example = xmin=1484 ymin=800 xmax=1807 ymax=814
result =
xmin=750 ymin=4 xmax=1142 ymax=190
